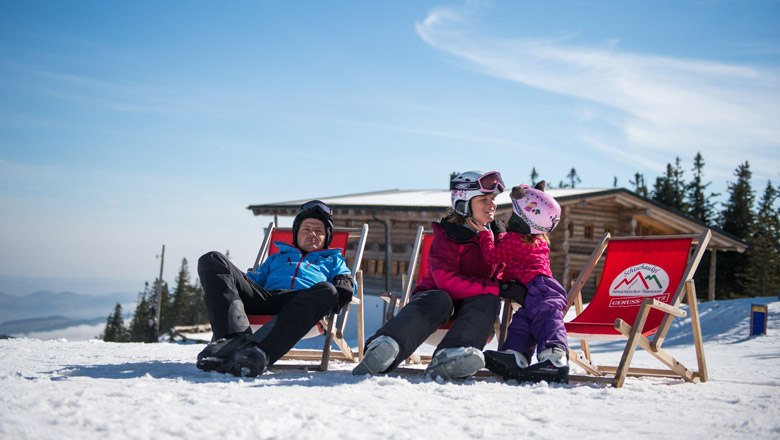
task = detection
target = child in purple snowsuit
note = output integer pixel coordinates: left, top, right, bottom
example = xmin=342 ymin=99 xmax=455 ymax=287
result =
xmin=469 ymin=181 xmax=569 ymax=382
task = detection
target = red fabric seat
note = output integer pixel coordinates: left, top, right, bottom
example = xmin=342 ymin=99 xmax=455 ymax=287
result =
xmin=565 ymin=238 xmax=691 ymax=340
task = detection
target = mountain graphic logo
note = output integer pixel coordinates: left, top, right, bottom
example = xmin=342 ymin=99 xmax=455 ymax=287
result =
xmin=609 ymin=263 xmax=670 ymax=297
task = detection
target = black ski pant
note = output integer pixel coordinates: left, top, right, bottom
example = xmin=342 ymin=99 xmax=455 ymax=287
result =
xmin=368 ymin=289 xmax=500 ymax=372
xmin=197 ymin=251 xmax=339 ymax=364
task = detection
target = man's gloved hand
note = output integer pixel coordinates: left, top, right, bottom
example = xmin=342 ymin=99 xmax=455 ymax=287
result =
xmin=335 ymin=287 xmax=353 ymax=309
xmin=333 ymin=274 xmax=355 ymax=310
xmin=499 ymin=280 xmax=528 ymax=307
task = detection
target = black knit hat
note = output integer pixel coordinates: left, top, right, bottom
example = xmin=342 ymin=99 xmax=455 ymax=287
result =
xmin=292 ymin=200 xmax=334 ymax=249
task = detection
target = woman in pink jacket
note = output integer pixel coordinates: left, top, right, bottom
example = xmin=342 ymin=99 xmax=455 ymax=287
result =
xmin=353 ymin=171 xmax=528 ymax=380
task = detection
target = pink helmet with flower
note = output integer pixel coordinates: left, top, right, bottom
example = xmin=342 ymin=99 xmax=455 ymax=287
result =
xmin=510 ymin=184 xmax=561 ymax=235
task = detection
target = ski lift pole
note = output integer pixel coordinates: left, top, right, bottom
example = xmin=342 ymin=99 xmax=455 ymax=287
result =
xmin=154 ymin=244 xmax=165 ymax=341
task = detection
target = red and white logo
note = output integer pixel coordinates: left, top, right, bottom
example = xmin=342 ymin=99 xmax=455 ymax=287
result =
xmin=608 ymin=263 xmax=670 ymax=307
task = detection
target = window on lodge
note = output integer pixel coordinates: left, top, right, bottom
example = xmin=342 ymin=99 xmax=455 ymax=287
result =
xmin=583 ymin=224 xmax=595 ymax=239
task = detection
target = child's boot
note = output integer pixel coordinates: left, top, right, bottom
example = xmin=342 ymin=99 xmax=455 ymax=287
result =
xmin=522 ymin=346 xmax=569 ymax=383
xmin=484 ymin=349 xmax=529 ymax=381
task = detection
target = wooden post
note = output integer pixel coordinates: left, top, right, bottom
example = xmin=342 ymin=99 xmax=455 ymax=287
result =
xmin=686 ymin=280 xmax=708 ymax=382
xmin=153 ymin=244 xmax=165 ymax=341
xmin=708 ymin=249 xmax=717 ymax=302
xmin=562 ymin=206 xmax=571 ymax=289
xmin=356 ymin=270 xmax=365 ymax=360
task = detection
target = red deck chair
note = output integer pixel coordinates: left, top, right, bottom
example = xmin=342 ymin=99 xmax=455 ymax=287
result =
xmin=248 ymin=221 xmax=368 ymax=371
xmin=386 ymin=226 xmax=510 ymax=365
xmin=564 ymin=230 xmax=711 ymax=387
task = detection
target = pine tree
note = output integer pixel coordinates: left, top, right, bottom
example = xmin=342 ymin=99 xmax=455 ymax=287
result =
xmin=739 ymin=181 xmax=780 ymax=296
xmin=566 ymin=168 xmax=581 ymax=189
xmin=717 ymin=161 xmax=755 ymax=297
xmin=652 ymin=164 xmax=674 ymax=206
xmin=629 ymin=172 xmax=649 ymax=197
xmin=652 ymin=158 xmax=687 ymax=212
xmin=148 ymin=278 xmax=173 ymax=338
xmin=171 ymin=258 xmax=206 ymax=326
xmin=683 ymin=153 xmax=721 ymax=300
xmin=191 ymin=281 xmax=208 ymax=325
xmin=530 ymin=167 xmax=539 ymax=186
xmin=128 ymin=283 xmax=156 ymax=342
xmin=721 ymin=162 xmax=755 ymax=235
xmin=171 ymin=258 xmax=190 ymax=326
xmin=671 ymin=157 xmax=687 ymax=212
xmin=686 ymin=152 xmax=718 ymax=225
xmin=102 ymin=303 xmax=128 ymax=342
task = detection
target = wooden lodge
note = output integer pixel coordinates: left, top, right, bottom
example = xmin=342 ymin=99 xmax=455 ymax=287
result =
xmin=247 ymin=188 xmax=746 ymax=301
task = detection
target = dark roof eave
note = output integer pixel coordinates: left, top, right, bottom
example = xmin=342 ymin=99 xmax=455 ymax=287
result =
xmin=247 ymin=204 xmax=449 ymax=214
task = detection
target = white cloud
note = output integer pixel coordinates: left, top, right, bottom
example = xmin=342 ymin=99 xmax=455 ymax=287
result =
xmin=3 ymin=60 xmax=244 ymax=118
xmin=416 ymin=4 xmax=780 ymax=182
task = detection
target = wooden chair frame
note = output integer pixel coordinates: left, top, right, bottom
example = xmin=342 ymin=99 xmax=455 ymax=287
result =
xmin=565 ymin=230 xmax=712 ymax=387
xmin=249 ymin=221 xmax=368 ymax=371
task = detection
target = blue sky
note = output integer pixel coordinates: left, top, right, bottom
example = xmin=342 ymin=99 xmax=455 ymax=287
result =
xmin=1 ymin=0 xmax=778 ymax=296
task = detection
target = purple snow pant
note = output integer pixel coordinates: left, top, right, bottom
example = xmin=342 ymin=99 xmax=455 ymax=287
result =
xmin=503 ymin=275 xmax=568 ymax=363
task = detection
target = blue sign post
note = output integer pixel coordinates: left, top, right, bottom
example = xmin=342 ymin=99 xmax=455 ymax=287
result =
xmin=750 ymin=304 xmax=768 ymax=336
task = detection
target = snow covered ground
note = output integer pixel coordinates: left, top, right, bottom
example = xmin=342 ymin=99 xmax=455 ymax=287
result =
xmin=1 ymin=297 xmax=778 ymax=440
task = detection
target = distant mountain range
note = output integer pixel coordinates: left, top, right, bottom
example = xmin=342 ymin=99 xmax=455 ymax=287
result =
xmin=0 ymin=315 xmax=107 ymax=336
xmin=0 ymin=290 xmax=138 ymax=335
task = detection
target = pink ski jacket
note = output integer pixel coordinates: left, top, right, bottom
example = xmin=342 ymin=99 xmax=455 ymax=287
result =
xmin=413 ymin=220 xmax=504 ymax=300
xmin=477 ymin=230 xmax=552 ymax=285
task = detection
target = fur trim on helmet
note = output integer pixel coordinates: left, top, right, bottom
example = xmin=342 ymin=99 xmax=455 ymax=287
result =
xmin=509 ymin=183 xmax=561 ymax=235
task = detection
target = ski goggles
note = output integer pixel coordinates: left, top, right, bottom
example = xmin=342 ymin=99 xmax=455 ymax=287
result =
xmin=450 ymin=171 xmax=506 ymax=193
xmin=298 ymin=199 xmax=332 ymax=217
xmin=477 ymin=171 xmax=505 ymax=193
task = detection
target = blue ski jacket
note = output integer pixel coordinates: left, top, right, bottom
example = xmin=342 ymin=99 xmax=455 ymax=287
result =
xmin=246 ymin=242 xmax=351 ymax=291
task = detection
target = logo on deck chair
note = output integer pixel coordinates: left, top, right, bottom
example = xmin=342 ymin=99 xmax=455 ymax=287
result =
xmin=608 ymin=263 xmax=670 ymax=307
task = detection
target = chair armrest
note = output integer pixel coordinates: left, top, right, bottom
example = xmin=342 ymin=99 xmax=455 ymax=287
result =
xmin=614 ymin=298 xmax=687 ymax=337
xmin=644 ymin=298 xmax=687 ymax=317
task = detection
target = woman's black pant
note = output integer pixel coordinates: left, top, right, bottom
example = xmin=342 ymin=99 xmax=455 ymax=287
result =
xmin=197 ymin=251 xmax=339 ymax=364
xmin=368 ymin=289 xmax=500 ymax=371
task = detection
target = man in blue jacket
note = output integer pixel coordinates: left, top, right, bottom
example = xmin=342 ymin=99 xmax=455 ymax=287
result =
xmin=196 ymin=200 xmax=354 ymax=377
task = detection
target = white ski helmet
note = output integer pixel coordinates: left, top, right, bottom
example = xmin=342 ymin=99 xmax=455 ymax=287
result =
xmin=450 ymin=170 xmax=505 ymax=217
xmin=510 ymin=184 xmax=561 ymax=234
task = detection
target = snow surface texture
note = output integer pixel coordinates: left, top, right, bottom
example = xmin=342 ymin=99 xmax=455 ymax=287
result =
xmin=1 ymin=297 xmax=778 ymax=439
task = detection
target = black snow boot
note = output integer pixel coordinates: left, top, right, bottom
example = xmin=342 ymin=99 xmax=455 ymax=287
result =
xmin=485 ymin=350 xmax=569 ymax=383
xmin=217 ymin=343 xmax=268 ymax=378
xmin=517 ymin=360 xmax=569 ymax=384
xmin=196 ymin=333 xmax=252 ymax=372
xmin=484 ymin=350 xmax=527 ymax=381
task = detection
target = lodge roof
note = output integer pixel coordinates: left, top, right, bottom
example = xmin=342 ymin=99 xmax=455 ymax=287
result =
xmin=247 ymin=187 xmax=606 ymax=211
xmin=247 ymin=188 xmax=746 ymax=252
